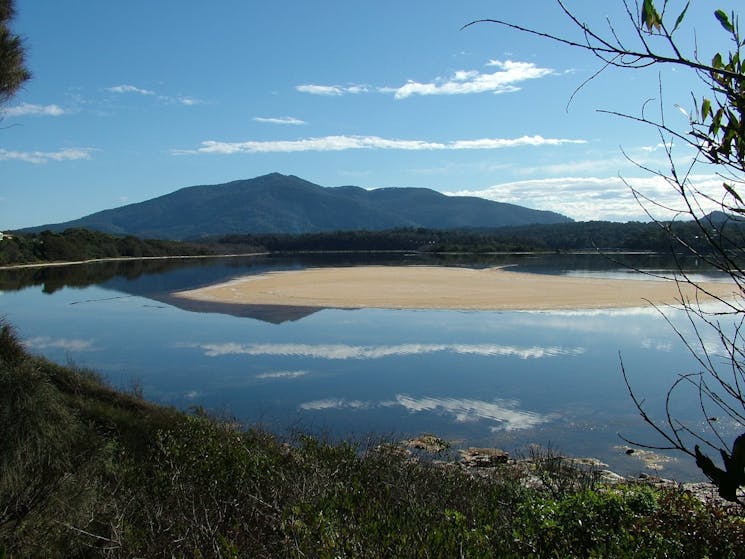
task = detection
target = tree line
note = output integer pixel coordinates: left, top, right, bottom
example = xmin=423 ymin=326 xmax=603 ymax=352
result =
xmin=215 ymin=216 xmax=744 ymax=254
xmin=3 ymin=216 xmax=742 ymax=266
xmin=0 ymin=228 xmax=215 ymax=266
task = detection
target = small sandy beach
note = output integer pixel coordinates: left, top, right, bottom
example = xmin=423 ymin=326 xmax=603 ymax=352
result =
xmin=173 ymin=265 xmax=739 ymax=311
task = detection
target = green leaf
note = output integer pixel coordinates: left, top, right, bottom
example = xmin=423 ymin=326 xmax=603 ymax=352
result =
xmin=715 ymin=9 xmax=735 ymax=33
xmin=712 ymin=52 xmax=724 ymax=69
xmin=641 ymin=0 xmax=662 ymax=31
xmin=702 ymin=98 xmax=712 ymax=121
xmin=672 ymin=2 xmax=690 ymax=33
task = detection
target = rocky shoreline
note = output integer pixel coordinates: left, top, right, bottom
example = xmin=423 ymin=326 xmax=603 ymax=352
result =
xmin=402 ymin=435 xmax=737 ymax=510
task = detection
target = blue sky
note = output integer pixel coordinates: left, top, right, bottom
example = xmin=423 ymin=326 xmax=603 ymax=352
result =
xmin=1 ymin=1 xmax=738 ymax=229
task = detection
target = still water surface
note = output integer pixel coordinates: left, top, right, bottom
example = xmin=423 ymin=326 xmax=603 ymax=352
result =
xmin=0 ymin=253 xmax=739 ymax=479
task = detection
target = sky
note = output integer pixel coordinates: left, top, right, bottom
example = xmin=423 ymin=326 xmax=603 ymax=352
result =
xmin=1 ymin=0 xmax=740 ymax=230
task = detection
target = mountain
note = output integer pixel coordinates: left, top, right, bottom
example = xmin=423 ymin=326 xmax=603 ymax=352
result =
xmin=22 ymin=173 xmax=572 ymax=240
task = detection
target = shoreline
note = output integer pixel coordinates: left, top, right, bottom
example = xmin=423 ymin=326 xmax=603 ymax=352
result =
xmin=173 ymin=265 xmax=739 ymax=311
xmin=0 ymin=252 xmax=268 ymax=271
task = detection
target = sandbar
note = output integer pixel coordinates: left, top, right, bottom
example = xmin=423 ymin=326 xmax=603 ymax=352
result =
xmin=172 ymin=265 xmax=739 ymax=311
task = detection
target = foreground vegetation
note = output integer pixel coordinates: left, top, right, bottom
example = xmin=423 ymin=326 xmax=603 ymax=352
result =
xmin=1 ymin=322 xmax=744 ymax=557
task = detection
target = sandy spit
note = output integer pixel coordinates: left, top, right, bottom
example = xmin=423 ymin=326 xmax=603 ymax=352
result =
xmin=172 ymin=265 xmax=739 ymax=311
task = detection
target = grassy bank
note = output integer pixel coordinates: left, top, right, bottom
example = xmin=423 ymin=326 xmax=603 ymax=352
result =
xmin=1 ymin=322 xmax=744 ymax=558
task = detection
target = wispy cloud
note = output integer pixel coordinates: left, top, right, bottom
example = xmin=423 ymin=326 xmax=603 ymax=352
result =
xmin=175 ymin=96 xmax=202 ymax=106
xmin=253 ymin=116 xmax=307 ymax=125
xmin=3 ymin=103 xmax=66 ymax=117
xmin=0 ymin=147 xmax=96 ymax=164
xmin=105 ymin=84 xmax=155 ymax=95
xmin=23 ymin=336 xmax=98 ymax=352
xmin=297 ymin=59 xmax=552 ymax=99
xmin=187 ymin=342 xmax=583 ymax=360
xmin=389 ymin=60 xmax=553 ymax=99
xmin=448 ymin=174 xmax=725 ymax=222
xmin=296 ymin=84 xmax=369 ymax=96
xmin=106 ymin=84 xmax=203 ymax=106
xmin=174 ymin=135 xmax=585 ymax=156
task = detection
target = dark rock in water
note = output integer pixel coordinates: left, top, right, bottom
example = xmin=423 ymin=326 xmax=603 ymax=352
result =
xmin=460 ymin=447 xmax=509 ymax=468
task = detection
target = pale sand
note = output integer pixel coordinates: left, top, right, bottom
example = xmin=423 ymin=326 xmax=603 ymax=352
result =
xmin=172 ymin=265 xmax=740 ymax=311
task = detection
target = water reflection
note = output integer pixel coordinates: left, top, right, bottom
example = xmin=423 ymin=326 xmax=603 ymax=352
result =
xmin=297 ymin=394 xmax=553 ymax=431
xmin=0 ymin=252 xmax=731 ymax=324
xmin=255 ymin=370 xmax=309 ymax=380
xmin=184 ymin=341 xmax=584 ymax=360
xmin=393 ymin=394 xmax=553 ymax=431
xmin=0 ymin=253 xmax=740 ymax=480
xmin=24 ymin=336 xmax=99 ymax=352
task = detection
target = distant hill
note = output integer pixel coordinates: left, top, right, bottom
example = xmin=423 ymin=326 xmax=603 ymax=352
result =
xmin=22 ymin=173 xmax=572 ymax=240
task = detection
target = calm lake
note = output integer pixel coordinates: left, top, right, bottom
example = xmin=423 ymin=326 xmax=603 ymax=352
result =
xmin=0 ymin=252 xmax=739 ymax=480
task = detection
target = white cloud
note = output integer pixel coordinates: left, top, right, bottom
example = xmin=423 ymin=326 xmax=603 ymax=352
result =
xmin=447 ymin=174 xmax=726 ymax=222
xmin=177 ymin=96 xmax=202 ymax=106
xmin=174 ymin=134 xmax=585 ymax=155
xmin=3 ymin=103 xmax=65 ymax=117
xmin=391 ymin=59 xmax=553 ymax=99
xmin=158 ymin=95 xmax=205 ymax=106
xmin=106 ymin=84 xmax=155 ymax=95
xmin=0 ymin=147 xmax=95 ymax=164
xmin=23 ymin=336 xmax=97 ymax=352
xmin=296 ymin=84 xmax=369 ymax=96
xmin=190 ymin=342 xmax=583 ymax=360
xmin=253 ymin=116 xmax=306 ymax=125
xmin=297 ymin=59 xmax=552 ymax=99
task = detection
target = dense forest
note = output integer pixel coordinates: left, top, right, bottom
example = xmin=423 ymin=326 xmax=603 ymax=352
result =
xmin=3 ymin=216 xmax=743 ymax=267
xmin=216 ymin=217 xmax=744 ymax=254
xmin=0 ymin=228 xmax=217 ymax=266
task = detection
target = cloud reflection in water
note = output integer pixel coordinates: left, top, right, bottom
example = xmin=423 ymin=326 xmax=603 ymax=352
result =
xmin=255 ymin=370 xmax=309 ymax=380
xmin=189 ymin=342 xmax=584 ymax=360
xmin=23 ymin=336 xmax=98 ymax=352
xmin=299 ymin=394 xmax=553 ymax=431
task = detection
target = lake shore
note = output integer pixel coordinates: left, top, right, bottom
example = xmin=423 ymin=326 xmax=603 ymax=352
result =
xmin=173 ymin=265 xmax=739 ymax=311
xmin=0 ymin=252 xmax=268 ymax=271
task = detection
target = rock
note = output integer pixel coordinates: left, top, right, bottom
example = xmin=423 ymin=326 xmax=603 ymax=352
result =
xmin=566 ymin=457 xmax=609 ymax=469
xmin=460 ymin=447 xmax=509 ymax=468
xmin=598 ymin=469 xmax=626 ymax=483
xmin=404 ymin=434 xmax=449 ymax=453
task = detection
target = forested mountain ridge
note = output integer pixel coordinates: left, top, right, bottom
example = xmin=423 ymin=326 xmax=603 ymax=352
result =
xmin=20 ymin=173 xmax=572 ymax=240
